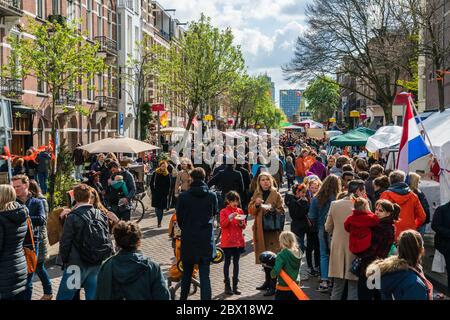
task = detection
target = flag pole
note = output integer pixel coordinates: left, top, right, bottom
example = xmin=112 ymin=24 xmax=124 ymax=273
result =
xmin=408 ymin=96 xmax=439 ymax=162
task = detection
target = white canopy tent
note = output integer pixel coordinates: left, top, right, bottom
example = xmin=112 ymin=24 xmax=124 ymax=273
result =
xmin=366 ymin=125 xmax=403 ymax=153
xmin=325 ymin=130 xmax=343 ymax=139
xmin=80 ymin=137 xmax=159 ymax=154
xmin=282 ymin=125 xmax=305 ymax=132
xmin=422 ymin=109 xmax=450 ymax=204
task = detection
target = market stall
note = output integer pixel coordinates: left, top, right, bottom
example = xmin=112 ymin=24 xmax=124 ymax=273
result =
xmin=329 ymin=127 xmax=376 ymax=147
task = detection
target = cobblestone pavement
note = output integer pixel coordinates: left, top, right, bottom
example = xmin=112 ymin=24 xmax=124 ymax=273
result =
xmin=32 ymin=187 xmax=329 ymax=301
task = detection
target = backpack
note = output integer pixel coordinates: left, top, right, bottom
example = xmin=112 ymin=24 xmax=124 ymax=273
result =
xmin=73 ymin=208 xmax=113 ymax=265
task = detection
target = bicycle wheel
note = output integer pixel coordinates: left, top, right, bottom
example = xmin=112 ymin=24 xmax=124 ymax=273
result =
xmin=130 ymin=198 xmax=146 ymax=224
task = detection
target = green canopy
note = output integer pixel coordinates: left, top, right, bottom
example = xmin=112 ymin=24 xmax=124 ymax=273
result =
xmin=330 ymin=127 xmax=376 ymax=147
xmin=280 ymin=122 xmax=292 ymax=128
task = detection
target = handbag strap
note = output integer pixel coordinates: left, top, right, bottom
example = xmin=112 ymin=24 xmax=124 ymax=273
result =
xmin=26 ymin=216 xmax=36 ymax=252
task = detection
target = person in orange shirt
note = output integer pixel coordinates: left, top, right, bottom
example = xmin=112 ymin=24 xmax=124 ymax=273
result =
xmin=380 ymin=170 xmax=426 ymax=240
xmin=295 ymin=149 xmax=309 ymax=183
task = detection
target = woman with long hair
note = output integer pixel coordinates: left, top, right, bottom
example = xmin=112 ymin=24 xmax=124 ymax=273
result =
xmin=174 ymin=158 xmax=193 ymax=198
xmin=150 ymin=161 xmax=171 ymax=228
xmin=409 ymin=172 xmax=431 ymax=235
xmin=357 ymin=199 xmax=400 ymax=300
xmin=248 ymin=172 xmax=285 ymax=297
xmin=28 ymin=180 xmax=53 ymax=300
xmin=0 ymin=185 xmax=28 ymax=300
xmin=309 ymin=174 xmax=341 ymax=293
xmin=366 ymin=230 xmax=433 ymax=300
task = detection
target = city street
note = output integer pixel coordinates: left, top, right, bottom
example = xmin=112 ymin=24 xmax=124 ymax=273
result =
xmin=32 ymin=188 xmax=327 ymax=301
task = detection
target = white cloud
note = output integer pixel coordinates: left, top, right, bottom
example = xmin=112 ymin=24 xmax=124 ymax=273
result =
xmin=157 ymin=0 xmax=311 ymax=100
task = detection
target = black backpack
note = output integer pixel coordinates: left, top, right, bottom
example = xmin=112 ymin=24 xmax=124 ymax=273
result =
xmin=73 ymin=208 xmax=113 ymax=265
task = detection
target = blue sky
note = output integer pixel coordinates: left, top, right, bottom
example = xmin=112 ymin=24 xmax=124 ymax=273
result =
xmin=158 ymin=0 xmax=310 ymax=106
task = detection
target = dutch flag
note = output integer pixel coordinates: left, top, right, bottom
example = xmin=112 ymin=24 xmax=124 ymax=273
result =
xmin=396 ymin=93 xmax=430 ymax=173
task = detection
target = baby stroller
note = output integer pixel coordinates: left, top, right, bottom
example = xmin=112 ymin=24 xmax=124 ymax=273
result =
xmin=167 ymin=212 xmax=224 ymax=300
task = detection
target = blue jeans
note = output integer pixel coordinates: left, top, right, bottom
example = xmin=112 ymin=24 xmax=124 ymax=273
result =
xmin=75 ymin=165 xmax=84 ymax=181
xmin=180 ymin=258 xmax=211 ymax=301
xmin=56 ymin=265 xmax=101 ymax=300
xmin=37 ymin=172 xmax=48 ymax=194
xmin=34 ymin=261 xmax=53 ymax=295
xmin=155 ymin=208 xmax=164 ymax=225
xmin=318 ymin=228 xmax=329 ymax=281
xmin=295 ymin=231 xmax=306 ymax=253
xmin=295 ymin=176 xmax=305 ymax=184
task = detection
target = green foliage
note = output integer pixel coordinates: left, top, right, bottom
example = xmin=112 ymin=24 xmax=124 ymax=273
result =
xmin=3 ymin=17 xmax=106 ymax=209
xmin=231 ymin=74 xmax=282 ymax=129
xmin=154 ymin=14 xmax=245 ymax=130
xmin=140 ymin=102 xmax=153 ymax=140
xmin=303 ymin=76 xmax=341 ymax=122
xmin=4 ymin=18 xmax=105 ymax=98
xmin=49 ymin=142 xmax=77 ymax=208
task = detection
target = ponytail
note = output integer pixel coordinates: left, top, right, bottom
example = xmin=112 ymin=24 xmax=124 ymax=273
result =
xmin=376 ymin=200 xmax=400 ymax=221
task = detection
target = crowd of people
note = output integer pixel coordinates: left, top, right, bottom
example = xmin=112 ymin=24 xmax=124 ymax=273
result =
xmin=1 ymin=130 xmax=450 ymax=301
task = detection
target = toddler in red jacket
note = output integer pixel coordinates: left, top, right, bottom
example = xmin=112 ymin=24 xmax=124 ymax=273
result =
xmin=220 ymin=191 xmax=247 ymax=296
xmin=344 ymin=197 xmax=380 ymax=254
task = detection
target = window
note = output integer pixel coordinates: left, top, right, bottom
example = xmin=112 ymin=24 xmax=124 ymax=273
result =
xmin=67 ymin=0 xmax=73 ymax=20
xmin=87 ymin=74 xmax=94 ymax=100
xmin=127 ymin=16 xmax=132 ymax=53
xmin=87 ymin=0 xmax=93 ymax=38
xmin=108 ymin=67 xmax=112 ymax=97
xmin=37 ymin=80 xmax=46 ymax=94
xmin=107 ymin=5 xmax=113 ymax=39
xmin=52 ymin=0 xmax=61 ymax=15
xmin=117 ymin=13 xmax=122 ymax=50
xmin=97 ymin=73 xmax=103 ymax=96
xmin=97 ymin=3 xmax=103 ymax=37
xmin=37 ymin=0 xmax=45 ymax=18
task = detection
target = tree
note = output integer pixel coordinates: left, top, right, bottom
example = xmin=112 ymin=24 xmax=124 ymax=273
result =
xmin=154 ymin=14 xmax=245 ymax=131
xmin=229 ymin=74 xmax=274 ymax=129
xmin=401 ymin=0 xmax=450 ymax=112
xmin=3 ymin=18 xmax=105 ymax=209
xmin=303 ymin=76 xmax=341 ymax=121
xmin=283 ymin=0 xmax=416 ymax=123
xmin=122 ymin=35 xmax=157 ymax=140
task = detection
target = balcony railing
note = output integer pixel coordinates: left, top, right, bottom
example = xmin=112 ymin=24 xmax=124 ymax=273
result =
xmin=117 ymin=0 xmax=134 ymax=9
xmin=0 ymin=0 xmax=23 ymax=17
xmin=0 ymin=77 xmax=23 ymax=100
xmin=95 ymin=95 xmax=118 ymax=111
xmin=158 ymin=29 xmax=171 ymax=42
xmin=55 ymin=90 xmax=82 ymax=106
xmin=94 ymin=36 xmax=118 ymax=57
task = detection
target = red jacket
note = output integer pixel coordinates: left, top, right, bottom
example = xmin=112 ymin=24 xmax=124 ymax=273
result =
xmin=220 ymin=206 xmax=246 ymax=249
xmin=380 ymin=185 xmax=427 ymax=240
xmin=344 ymin=210 xmax=380 ymax=254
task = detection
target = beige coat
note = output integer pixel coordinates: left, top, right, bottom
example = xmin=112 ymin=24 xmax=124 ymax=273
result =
xmin=325 ymin=199 xmax=358 ymax=281
xmin=175 ymin=170 xmax=192 ymax=195
xmin=248 ymin=190 xmax=285 ymax=264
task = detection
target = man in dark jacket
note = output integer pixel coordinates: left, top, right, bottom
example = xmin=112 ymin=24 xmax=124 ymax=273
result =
xmin=12 ymin=175 xmax=46 ymax=300
xmin=72 ymin=144 xmax=85 ymax=181
xmin=108 ymin=161 xmax=137 ymax=221
xmin=96 ymin=221 xmax=170 ymax=300
xmin=56 ymin=184 xmax=113 ymax=300
xmin=36 ymin=148 xmax=51 ymax=194
xmin=432 ymin=201 xmax=450 ymax=296
xmin=0 ymin=202 xmax=28 ymax=300
xmin=235 ymin=164 xmax=251 ymax=211
xmin=208 ymin=164 xmax=244 ymax=210
xmin=177 ymin=168 xmax=218 ymax=300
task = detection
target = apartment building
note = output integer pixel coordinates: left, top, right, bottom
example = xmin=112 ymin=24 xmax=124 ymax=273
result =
xmin=0 ymin=0 xmax=118 ymax=155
